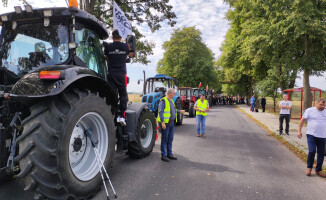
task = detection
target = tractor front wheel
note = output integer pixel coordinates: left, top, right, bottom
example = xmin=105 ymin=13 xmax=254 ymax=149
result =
xmin=128 ymin=108 xmax=156 ymax=158
xmin=175 ymin=98 xmax=183 ymax=125
xmin=189 ymin=102 xmax=195 ymax=118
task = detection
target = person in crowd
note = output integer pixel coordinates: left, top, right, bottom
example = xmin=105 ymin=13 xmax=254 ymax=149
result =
xmin=261 ymin=96 xmax=266 ymax=112
xmin=157 ymin=88 xmax=185 ymax=162
xmin=250 ymin=95 xmax=256 ymax=112
xmin=255 ymin=96 xmax=260 ymax=112
xmin=279 ymin=94 xmax=292 ymax=135
xmin=194 ymin=94 xmax=210 ymax=138
xmin=298 ymin=98 xmax=326 ymax=177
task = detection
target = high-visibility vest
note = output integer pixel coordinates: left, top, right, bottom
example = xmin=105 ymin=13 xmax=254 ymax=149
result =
xmin=196 ymin=99 xmax=208 ymax=116
xmin=157 ymin=97 xmax=177 ymax=123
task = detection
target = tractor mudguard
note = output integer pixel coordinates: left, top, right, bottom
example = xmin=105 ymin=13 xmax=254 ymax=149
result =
xmin=126 ymin=102 xmax=151 ymax=141
xmin=9 ymin=65 xmax=118 ymax=106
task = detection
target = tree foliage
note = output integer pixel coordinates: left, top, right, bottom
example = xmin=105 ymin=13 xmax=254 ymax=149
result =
xmin=157 ymin=26 xmax=217 ymax=88
xmin=220 ymin=0 xmax=326 ymax=110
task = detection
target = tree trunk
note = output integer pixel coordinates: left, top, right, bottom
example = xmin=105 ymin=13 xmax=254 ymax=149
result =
xmin=273 ymin=97 xmax=276 ymax=113
xmin=303 ymin=68 xmax=313 ymax=111
xmin=289 ymin=69 xmax=298 ymax=89
xmin=303 ymin=35 xmax=313 ymax=111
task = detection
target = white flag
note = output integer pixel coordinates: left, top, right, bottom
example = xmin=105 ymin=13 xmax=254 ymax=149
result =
xmin=113 ymin=1 xmax=132 ymax=39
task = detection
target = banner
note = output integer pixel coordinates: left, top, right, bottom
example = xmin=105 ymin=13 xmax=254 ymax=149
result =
xmin=113 ymin=1 xmax=132 ymax=39
xmin=198 ymin=82 xmax=202 ymax=88
xmin=206 ymin=85 xmax=208 ymax=92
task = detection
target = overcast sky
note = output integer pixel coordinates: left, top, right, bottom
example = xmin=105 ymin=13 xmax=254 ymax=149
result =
xmin=1 ymin=0 xmax=325 ymax=93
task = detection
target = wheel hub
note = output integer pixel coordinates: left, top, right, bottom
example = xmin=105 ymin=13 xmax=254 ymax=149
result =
xmin=140 ymin=119 xmax=153 ymax=148
xmin=141 ymin=125 xmax=147 ymax=139
xmin=69 ymin=126 xmax=87 ymax=167
xmin=73 ymin=138 xmax=83 ymax=152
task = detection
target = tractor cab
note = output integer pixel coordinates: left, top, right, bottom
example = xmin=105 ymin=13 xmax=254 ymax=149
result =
xmin=193 ymin=88 xmax=206 ymax=101
xmin=178 ymin=87 xmax=196 ymax=117
xmin=140 ymin=74 xmax=183 ymax=124
xmin=141 ymin=74 xmax=178 ymax=112
xmin=0 ymin=6 xmax=110 ymax=91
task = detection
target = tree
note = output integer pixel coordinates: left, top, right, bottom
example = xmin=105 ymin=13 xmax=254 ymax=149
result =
xmin=257 ymin=67 xmax=282 ymax=112
xmin=222 ymin=0 xmax=326 ymax=112
xmin=157 ymin=26 xmax=217 ymax=88
xmin=2 ymin=0 xmax=177 ymax=64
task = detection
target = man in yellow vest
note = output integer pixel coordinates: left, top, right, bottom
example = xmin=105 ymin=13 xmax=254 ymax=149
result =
xmin=194 ymin=93 xmax=210 ymax=138
xmin=157 ymin=88 xmax=185 ymax=162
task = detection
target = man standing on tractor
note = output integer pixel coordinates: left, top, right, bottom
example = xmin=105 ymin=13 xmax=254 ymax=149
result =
xmin=194 ymin=93 xmax=210 ymax=138
xmin=104 ymin=30 xmax=134 ymax=126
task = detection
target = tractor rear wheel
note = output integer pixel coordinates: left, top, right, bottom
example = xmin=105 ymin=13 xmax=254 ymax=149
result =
xmin=15 ymin=89 xmax=115 ymax=200
xmin=128 ymin=108 xmax=156 ymax=158
xmin=189 ymin=102 xmax=195 ymax=118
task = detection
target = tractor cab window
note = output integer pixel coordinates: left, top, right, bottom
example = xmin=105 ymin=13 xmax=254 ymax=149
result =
xmin=187 ymin=89 xmax=191 ymax=99
xmin=146 ymin=78 xmax=170 ymax=94
xmin=75 ymin=27 xmax=106 ymax=78
xmin=0 ymin=23 xmax=69 ymax=77
xmin=179 ymin=89 xmax=187 ymax=96
xmin=194 ymin=90 xmax=199 ymax=96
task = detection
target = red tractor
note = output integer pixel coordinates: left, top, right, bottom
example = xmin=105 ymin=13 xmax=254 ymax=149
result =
xmin=178 ymin=87 xmax=196 ymax=118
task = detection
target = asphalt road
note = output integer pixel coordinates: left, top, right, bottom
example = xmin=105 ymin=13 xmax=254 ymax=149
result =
xmin=1 ymin=105 xmax=326 ymax=200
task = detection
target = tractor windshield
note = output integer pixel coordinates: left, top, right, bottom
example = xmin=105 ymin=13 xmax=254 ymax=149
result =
xmin=0 ymin=22 xmax=69 ymax=78
xmin=146 ymin=78 xmax=173 ymax=93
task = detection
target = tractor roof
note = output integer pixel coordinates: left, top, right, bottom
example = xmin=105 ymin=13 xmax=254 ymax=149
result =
xmin=146 ymin=74 xmax=174 ymax=81
xmin=0 ymin=7 xmax=109 ymax=40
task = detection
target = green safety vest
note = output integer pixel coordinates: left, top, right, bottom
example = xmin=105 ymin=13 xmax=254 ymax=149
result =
xmin=157 ymin=97 xmax=177 ymax=123
xmin=196 ymin=99 xmax=208 ymax=116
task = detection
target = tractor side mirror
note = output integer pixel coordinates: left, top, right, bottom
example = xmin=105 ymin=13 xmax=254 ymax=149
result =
xmin=126 ymin=35 xmax=136 ymax=57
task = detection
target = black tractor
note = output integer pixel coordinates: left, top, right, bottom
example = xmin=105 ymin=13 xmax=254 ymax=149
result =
xmin=0 ymin=4 xmax=156 ymax=200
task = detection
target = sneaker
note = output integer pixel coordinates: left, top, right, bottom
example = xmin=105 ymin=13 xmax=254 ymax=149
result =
xmin=286 ymin=132 xmax=289 ymax=135
xmin=201 ymin=134 xmax=206 ymax=138
xmin=117 ymin=117 xmax=126 ymax=126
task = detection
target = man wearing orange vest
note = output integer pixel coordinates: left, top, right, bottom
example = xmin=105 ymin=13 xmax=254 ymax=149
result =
xmin=194 ymin=93 xmax=210 ymax=138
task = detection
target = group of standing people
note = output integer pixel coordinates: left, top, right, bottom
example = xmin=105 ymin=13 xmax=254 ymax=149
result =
xmin=216 ymin=96 xmax=246 ymax=105
xmin=250 ymin=95 xmax=266 ymax=112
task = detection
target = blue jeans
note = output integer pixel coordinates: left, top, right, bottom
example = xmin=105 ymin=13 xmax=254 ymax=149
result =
xmin=250 ymin=103 xmax=255 ymax=111
xmin=161 ymin=122 xmax=175 ymax=157
xmin=196 ymin=115 xmax=206 ymax=134
xmin=307 ymin=134 xmax=326 ymax=171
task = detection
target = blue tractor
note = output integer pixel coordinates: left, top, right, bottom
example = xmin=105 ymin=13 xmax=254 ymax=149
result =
xmin=140 ymin=74 xmax=183 ymax=125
